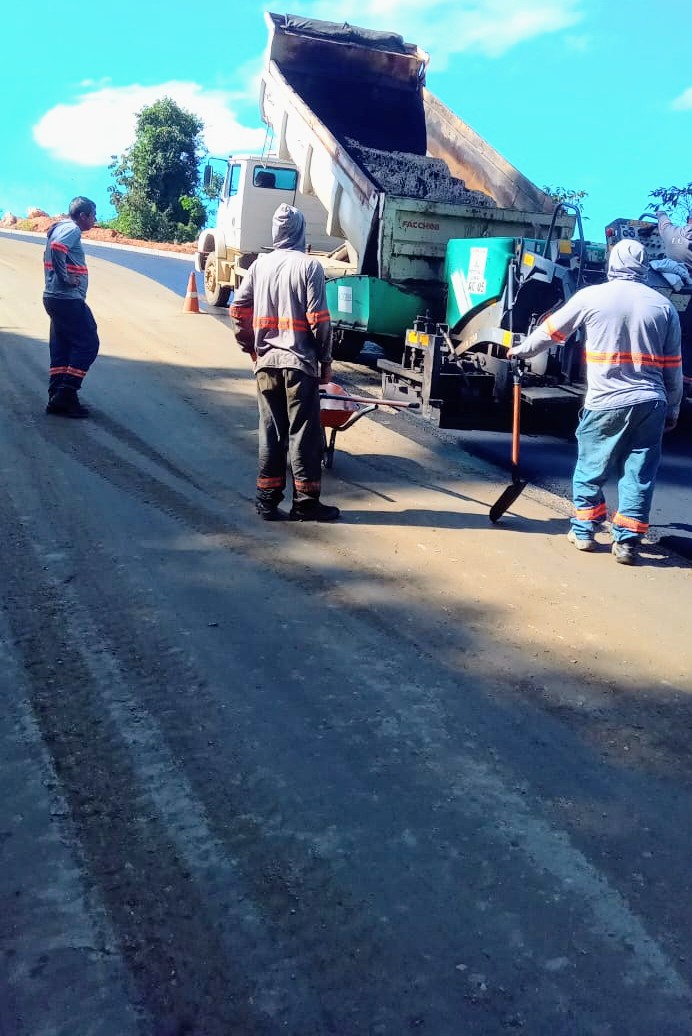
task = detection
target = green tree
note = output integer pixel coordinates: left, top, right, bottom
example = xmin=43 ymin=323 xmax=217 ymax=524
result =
xmin=542 ymin=185 xmax=589 ymax=215
xmin=201 ymin=167 xmax=224 ymax=202
xmin=648 ymin=182 xmax=692 ymax=220
xmin=108 ymin=97 xmax=209 ymax=243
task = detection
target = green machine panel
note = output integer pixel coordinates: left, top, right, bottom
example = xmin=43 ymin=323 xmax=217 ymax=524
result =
xmin=444 ymin=237 xmax=517 ymax=330
xmin=326 ymin=275 xmax=427 ymax=338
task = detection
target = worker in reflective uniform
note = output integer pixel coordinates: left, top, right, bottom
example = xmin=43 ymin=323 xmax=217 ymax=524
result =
xmin=509 ymin=239 xmax=682 ymax=565
xmin=230 ymin=204 xmax=339 ymax=522
xmin=42 ymin=196 xmax=99 ymax=418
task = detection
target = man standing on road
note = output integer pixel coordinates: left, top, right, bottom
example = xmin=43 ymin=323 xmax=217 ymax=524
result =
xmin=508 ymin=238 xmax=682 ymax=565
xmin=42 ymin=196 xmax=99 ymax=419
xmin=229 ymin=203 xmax=339 ymax=522
xmin=656 ymin=209 xmax=692 ymax=272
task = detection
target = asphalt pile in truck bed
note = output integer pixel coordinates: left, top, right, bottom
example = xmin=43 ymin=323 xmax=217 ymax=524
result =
xmin=345 ymin=140 xmax=496 ymax=207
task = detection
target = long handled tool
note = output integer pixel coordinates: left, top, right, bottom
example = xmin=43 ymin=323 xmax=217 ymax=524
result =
xmin=319 ymin=392 xmax=419 ymax=409
xmin=489 ymin=362 xmax=528 ymax=523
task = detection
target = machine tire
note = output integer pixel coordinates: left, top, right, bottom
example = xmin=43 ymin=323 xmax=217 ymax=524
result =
xmin=204 ymin=251 xmax=231 ymax=307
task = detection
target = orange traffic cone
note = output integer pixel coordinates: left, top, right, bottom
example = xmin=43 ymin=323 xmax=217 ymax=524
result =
xmin=182 ymin=271 xmax=200 ymax=313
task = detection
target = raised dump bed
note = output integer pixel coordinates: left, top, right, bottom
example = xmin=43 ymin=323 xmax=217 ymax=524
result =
xmin=259 ymin=13 xmax=573 ymax=342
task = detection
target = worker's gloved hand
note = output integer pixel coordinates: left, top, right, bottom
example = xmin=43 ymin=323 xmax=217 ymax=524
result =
xmin=664 ymin=416 xmax=678 ymax=433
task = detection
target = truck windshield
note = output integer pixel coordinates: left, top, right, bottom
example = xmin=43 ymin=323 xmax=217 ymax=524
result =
xmin=253 ymin=166 xmax=298 ymax=191
xmin=226 ymin=164 xmax=241 ymax=198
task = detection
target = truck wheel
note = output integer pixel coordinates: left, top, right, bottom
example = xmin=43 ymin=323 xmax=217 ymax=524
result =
xmin=204 ymin=252 xmax=231 ymax=307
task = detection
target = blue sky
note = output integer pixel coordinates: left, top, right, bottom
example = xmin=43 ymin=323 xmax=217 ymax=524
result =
xmin=3 ymin=1 xmax=692 ymax=241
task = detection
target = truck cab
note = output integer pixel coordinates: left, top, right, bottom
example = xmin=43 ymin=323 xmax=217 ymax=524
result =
xmin=196 ymin=155 xmax=343 ymax=306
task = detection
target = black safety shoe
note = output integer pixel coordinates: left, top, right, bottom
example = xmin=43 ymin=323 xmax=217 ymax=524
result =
xmin=289 ymin=502 xmax=340 ymax=522
xmin=46 ymin=387 xmax=89 ymax=418
xmin=256 ymin=505 xmax=286 ymax=521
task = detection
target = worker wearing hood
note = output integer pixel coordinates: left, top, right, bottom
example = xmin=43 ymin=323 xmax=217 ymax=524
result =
xmin=230 ymin=203 xmax=339 ymax=522
xmin=509 ymin=238 xmax=682 ymax=564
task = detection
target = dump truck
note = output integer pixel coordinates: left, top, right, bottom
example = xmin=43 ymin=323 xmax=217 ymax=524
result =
xmin=197 ymin=12 xmax=574 ymax=354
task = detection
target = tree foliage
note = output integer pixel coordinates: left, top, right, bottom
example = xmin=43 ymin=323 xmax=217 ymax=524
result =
xmin=648 ymin=182 xmax=692 ymax=220
xmin=202 ymin=168 xmax=224 ymax=202
xmin=542 ymin=186 xmax=589 ymax=215
xmin=108 ymin=97 xmax=210 ymax=243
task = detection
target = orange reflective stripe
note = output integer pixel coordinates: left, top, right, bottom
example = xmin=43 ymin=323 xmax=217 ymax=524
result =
xmin=253 ymin=316 xmax=309 ymax=331
xmin=229 ymin=304 xmax=252 ymax=317
xmin=257 ymin=476 xmax=284 ymax=489
xmin=306 ymin=309 xmax=330 ymax=326
xmin=66 ymin=263 xmax=88 ymax=274
xmin=586 ymin=351 xmax=681 ymax=368
xmin=294 ymin=480 xmax=321 ymax=493
xmin=66 ymin=366 xmax=87 ymax=377
xmin=575 ymin=502 xmax=607 ymax=521
xmin=50 ymin=242 xmax=69 ymax=253
xmin=544 ymin=317 xmax=566 ymax=343
xmin=49 ymin=366 xmax=68 ymax=375
xmin=612 ymin=512 xmax=648 ymax=533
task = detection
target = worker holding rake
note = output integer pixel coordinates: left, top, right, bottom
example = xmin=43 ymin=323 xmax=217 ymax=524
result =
xmin=509 ymin=239 xmax=682 ymax=565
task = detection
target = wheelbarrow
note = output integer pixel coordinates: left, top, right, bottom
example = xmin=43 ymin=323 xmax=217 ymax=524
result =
xmin=319 ymin=382 xmax=419 ymax=469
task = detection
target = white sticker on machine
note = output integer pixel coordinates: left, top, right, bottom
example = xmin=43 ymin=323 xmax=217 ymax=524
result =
xmin=337 ymin=286 xmax=353 ymax=313
xmin=467 ymin=247 xmax=488 ymax=294
xmin=450 ymin=270 xmax=472 ymax=315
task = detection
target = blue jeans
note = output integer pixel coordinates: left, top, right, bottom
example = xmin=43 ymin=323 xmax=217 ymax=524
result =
xmin=571 ymin=401 xmax=666 ymax=543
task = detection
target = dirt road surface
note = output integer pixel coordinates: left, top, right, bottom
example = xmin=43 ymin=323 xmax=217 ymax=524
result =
xmin=1 ymin=236 xmax=692 ymax=1035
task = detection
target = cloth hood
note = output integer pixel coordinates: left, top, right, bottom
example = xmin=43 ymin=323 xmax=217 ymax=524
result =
xmin=46 ymin=218 xmax=71 ymax=241
xmin=272 ymin=204 xmax=305 ymax=251
xmin=607 ymin=239 xmax=649 ymax=282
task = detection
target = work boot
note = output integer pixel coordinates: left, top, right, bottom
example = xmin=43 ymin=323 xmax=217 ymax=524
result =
xmin=289 ymin=501 xmax=340 ymax=522
xmin=256 ymin=503 xmax=285 ymax=522
xmin=612 ymin=540 xmax=638 ymax=565
xmin=46 ymin=385 xmax=67 ymax=414
xmin=46 ymin=386 xmax=89 ymax=418
xmin=567 ymin=529 xmax=596 ymax=552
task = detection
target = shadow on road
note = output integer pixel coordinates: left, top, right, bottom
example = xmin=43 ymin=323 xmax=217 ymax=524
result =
xmin=3 ymin=319 xmax=692 ymax=1033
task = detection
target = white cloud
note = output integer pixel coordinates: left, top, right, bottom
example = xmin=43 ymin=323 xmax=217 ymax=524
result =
xmin=671 ymin=88 xmax=692 ymax=111
xmin=33 ymin=2 xmax=587 ymax=170
xmin=293 ymin=0 xmax=584 ymax=60
xmin=33 ymin=81 xmax=266 ymax=167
